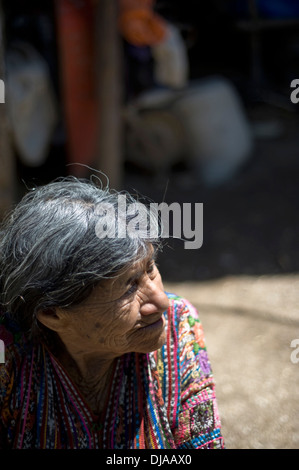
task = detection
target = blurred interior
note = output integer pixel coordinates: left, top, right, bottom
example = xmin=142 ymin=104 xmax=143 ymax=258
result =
xmin=1 ymin=0 xmax=299 ymax=281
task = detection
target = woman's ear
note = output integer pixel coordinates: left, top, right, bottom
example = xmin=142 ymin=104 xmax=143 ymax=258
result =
xmin=36 ymin=307 xmax=67 ymax=332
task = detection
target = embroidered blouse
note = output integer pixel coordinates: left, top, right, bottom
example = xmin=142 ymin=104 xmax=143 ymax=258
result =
xmin=0 ymin=293 xmax=224 ymax=449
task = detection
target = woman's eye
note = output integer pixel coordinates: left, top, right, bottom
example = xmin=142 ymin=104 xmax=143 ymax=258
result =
xmin=123 ymin=262 xmax=156 ymax=297
xmin=126 ymin=281 xmax=138 ymax=296
xmin=147 ymin=262 xmax=155 ymax=274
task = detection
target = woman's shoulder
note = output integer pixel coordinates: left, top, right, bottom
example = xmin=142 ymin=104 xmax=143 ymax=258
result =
xmin=166 ymin=292 xmax=201 ymax=322
xmin=0 ymin=312 xmax=29 ymax=348
xmin=0 ymin=313 xmax=31 ymax=381
xmin=165 ymin=292 xmax=207 ymax=352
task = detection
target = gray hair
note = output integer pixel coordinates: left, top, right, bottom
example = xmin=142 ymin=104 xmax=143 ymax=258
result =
xmin=0 ymin=177 xmax=161 ymax=336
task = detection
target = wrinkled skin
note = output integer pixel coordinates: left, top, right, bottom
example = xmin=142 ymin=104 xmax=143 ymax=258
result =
xmin=37 ymin=245 xmax=169 ymax=413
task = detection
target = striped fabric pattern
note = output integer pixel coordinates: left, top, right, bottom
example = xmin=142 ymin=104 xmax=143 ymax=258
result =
xmin=0 ymin=293 xmax=224 ymax=449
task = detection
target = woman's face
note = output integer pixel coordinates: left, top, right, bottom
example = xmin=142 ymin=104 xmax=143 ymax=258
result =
xmin=53 ymin=246 xmax=170 ymax=359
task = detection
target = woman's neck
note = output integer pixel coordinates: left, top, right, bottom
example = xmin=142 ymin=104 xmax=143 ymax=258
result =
xmin=52 ymin=334 xmax=116 ymax=414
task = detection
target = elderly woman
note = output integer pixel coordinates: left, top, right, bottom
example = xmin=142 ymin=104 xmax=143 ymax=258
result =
xmin=0 ymin=177 xmax=224 ymax=449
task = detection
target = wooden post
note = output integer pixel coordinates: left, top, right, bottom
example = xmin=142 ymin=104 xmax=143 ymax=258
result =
xmin=94 ymin=0 xmax=123 ymax=190
xmin=0 ymin=1 xmax=15 ymax=218
xmin=248 ymin=0 xmax=263 ymax=87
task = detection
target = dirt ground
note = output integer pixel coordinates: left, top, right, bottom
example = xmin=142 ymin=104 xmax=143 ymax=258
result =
xmin=164 ymin=274 xmax=299 ymax=449
xmin=124 ymin=103 xmax=299 ymax=449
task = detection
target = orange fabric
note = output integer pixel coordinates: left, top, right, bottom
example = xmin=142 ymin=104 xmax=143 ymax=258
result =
xmin=119 ymin=0 xmax=154 ymax=9
xmin=118 ymin=0 xmax=167 ymax=47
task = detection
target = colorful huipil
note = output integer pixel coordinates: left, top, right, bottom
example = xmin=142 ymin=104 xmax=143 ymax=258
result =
xmin=0 ymin=293 xmax=224 ymax=449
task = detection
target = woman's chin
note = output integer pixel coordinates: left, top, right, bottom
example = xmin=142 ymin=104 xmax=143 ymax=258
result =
xmin=135 ymin=328 xmax=167 ymax=354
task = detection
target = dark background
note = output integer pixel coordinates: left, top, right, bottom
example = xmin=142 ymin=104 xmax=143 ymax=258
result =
xmin=2 ymin=0 xmax=299 ymax=282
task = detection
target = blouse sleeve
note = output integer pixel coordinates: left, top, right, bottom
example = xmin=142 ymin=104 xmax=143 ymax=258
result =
xmin=173 ymin=297 xmax=225 ymax=449
xmin=0 ymin=318 xmax=23 ymax=449
xmin=0 ymin=348 xmax=14 ymax=448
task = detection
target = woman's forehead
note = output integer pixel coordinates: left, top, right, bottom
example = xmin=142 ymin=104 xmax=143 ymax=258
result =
xmin=87 ymin=244 xmax=157 ymax=300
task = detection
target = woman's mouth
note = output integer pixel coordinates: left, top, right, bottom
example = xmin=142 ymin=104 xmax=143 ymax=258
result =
xmin=140 ymin=316 xmax=165 ymax=332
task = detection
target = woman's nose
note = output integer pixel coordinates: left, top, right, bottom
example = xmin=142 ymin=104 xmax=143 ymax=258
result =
xmin=139 ymin=280 xmax=169 ymax=316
